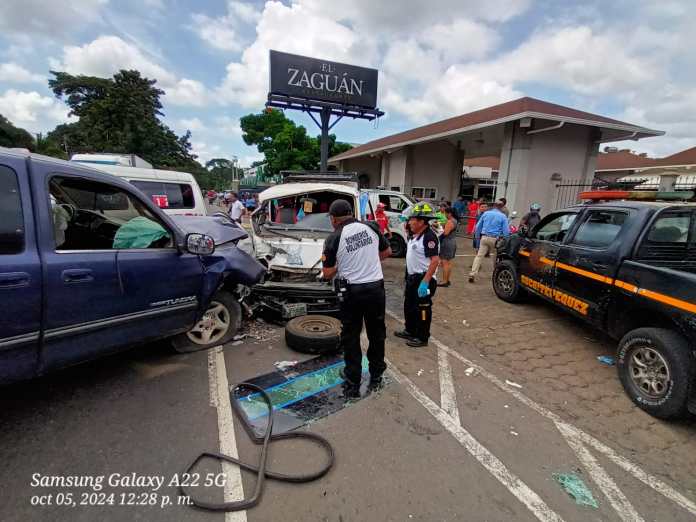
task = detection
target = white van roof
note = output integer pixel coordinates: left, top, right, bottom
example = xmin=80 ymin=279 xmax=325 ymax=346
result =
xmin=78 ymin=163 xmax=197 ymax=183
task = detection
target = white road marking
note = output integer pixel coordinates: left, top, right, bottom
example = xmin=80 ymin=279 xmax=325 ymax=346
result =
xmin=387 ymin=361 xmax=564 ymax=522
xmin=383 ymin=309 xmax=696 ymax=519
xmin=208 ymin=346 xmax=247 ymax=522
xmin=556 ymin=421 xmax=645 ymax=522
xmin=437 ymin=348 xmax=461 ymax=425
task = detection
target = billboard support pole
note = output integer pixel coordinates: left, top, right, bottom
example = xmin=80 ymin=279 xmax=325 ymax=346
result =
xmin=320 ymin=107 xmax=330 ymax=172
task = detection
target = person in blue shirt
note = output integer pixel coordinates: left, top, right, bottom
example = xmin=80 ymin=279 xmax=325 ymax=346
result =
xmin=452 ymin=196 xmax=467 ymax=224
xmin=469 ymin=200 xmax=510 ymax=283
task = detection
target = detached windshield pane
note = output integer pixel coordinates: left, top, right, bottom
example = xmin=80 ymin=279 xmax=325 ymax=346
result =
xmin=263 ymin=192 xmax=354 ymax=232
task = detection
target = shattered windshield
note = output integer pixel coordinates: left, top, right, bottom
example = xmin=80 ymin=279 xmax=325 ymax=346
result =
xmin=258 ymin=191 xmax=356 ymax=232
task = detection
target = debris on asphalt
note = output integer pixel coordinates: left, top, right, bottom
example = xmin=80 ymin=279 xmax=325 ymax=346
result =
xmin=417 ymin=369 xmax=424 ymax=376
xmin=505 ymin=379 xmax=523 ymax=389
xmin=597 ymin=355 xmax=616 ymax=366
xmin=553 ymin=473 xmax=599 ymax=509
xmin=231 ymin=340 xmax=244 ymax=346
xmin=462 ymin=320 xmax=469 ymax=326
xmin=232 ymin=334 xmax=247 ymax=341
xmin=274 ymin=360 xmax=299 ymax=371
xmin=504 ymin=405 xmax=509 ymax=409
xmin=510 ymin=430 xmax=519 ymax=436
xmin=464 ymin=367 xmax=477 ymax=377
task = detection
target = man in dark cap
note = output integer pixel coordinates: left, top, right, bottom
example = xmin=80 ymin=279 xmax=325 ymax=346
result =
xmin=322 ymin=199 xmax=392 ymax=395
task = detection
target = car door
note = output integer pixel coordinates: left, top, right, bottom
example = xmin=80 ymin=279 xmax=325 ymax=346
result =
xmin=517 ymin=211 xmax=579 ymax=302
xmin=554 ymin=209 xmax=630 ymax=326
xmin=39 ymin=171 xmax=202 ymax=371
xmin=0 ymin=161 xmax=42 ymax=383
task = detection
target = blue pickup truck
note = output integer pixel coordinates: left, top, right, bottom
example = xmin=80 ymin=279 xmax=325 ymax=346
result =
xmin=0 ymin=148 xmax=264 ymax=384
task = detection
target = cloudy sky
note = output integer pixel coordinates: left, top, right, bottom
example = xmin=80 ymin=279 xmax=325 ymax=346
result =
xmin=0 ymin=0 xmax=694 ymax=166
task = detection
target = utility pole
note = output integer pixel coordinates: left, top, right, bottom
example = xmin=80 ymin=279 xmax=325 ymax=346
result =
xmin=320 ymin=107 xmax=330 ymax=172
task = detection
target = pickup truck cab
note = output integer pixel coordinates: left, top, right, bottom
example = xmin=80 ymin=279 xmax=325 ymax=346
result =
xmin=0 ymin=148 xmax=264 ymax=384
xmin=493 ymin=201 xmax=696 ymax=419
xmin=248 ymin=174 xmax=365 ymax=318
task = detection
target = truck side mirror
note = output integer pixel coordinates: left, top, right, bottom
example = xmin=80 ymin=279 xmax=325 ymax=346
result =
xmin=186 ymin=233 xmax=215 ymax=255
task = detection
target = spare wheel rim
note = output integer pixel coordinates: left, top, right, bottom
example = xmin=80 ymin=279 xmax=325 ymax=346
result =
xmin=186 ymin=301 xmax=230 ymax=345
xmin=299 ymin=317 xmax=336 ymax=335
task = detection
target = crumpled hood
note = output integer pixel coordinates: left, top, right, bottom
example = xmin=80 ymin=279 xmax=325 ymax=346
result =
xmin=170 ymin=214 xmax=248 ymax=245
xmin=255 ymin=236 xmax=326 ymax=272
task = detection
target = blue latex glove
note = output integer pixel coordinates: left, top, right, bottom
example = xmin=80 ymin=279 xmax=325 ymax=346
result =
xmin=417 ymin=280 xmax=430 ymax=298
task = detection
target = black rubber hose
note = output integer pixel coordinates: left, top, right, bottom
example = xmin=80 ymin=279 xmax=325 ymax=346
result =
xmin=179 ymin=382 xmax=335 ymax=512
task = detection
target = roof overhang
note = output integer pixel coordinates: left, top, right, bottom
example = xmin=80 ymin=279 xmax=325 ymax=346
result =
xmin=329 ymin=112 xmax=663 ymax=163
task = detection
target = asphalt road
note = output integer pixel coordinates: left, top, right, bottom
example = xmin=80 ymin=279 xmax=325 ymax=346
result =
xmin=1 ymin=247 xmax=695 ymax=522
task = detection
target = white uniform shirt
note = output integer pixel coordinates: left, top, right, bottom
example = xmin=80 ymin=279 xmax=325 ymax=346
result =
xmin=322 ymin=220 xmax=390 ymax=284
xmin=228 ymin=200 xmax=245 ymax=221
xmin=406 ymin=228 xmax=439 ymax=276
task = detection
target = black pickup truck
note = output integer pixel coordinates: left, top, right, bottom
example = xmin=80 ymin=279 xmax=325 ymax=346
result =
xmin=493 ymin=201 xmax=696 ymax=419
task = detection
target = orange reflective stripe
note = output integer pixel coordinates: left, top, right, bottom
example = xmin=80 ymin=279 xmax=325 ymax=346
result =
xmin=555 ymin=261 xmax=614 ymax=284
xmin=637 ymin=288 xmax=696 ymax=315
xmin=614 ymin=280 xmax=638 ymax=293
xmin=539 ymin=257 xmax=554 ymax=266
xmin=519 ymin=250 xmax=531 ymax=257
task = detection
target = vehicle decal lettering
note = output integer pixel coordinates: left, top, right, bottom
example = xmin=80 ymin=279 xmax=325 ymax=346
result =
xmin=520 ymin=275 xmax=589 ymax=316
xmin=150 ymin=295 xmax=197 ymax=308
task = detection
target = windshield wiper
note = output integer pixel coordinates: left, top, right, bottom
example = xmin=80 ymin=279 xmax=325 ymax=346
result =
xmin=261 ymin=223 xmax=301 ymax=240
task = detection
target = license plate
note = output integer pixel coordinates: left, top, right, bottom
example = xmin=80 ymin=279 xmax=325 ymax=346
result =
xmin=282 ymin=303 xmax=307 ymax=319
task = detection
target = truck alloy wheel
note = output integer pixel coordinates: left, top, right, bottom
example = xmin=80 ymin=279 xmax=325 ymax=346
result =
xmin=172 ymin=292 xmax=242 ymax=353
xmin=285 ymin=315 xmax=342 ymax=354
xmin=617 ymin=327 xmax=692 ymax=419
xmin=492 ymin=260 xmax=524 ymax=303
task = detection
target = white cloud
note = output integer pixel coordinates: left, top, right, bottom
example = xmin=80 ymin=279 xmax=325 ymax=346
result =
xmin=177 ymin=117 xmax=205 ymax=132
xmin=216 ymin=1 xmax=378 ymax=108
xmin=0 ymin=89 xmax=72 ymax=132
xmin=50 ymin=36 xmax=209 ymax=107
xmin=214 ymin=116 xmax=243 ymax=136
xmin=191 ymin=140 xmax=222 ymax=165
xmin=0 ymin=0 xmax=107 ymax=39
xmin=0 ymin=63 xmax=45 ymax=84
xmin=191 ymin=1 xmax=262 ymax=51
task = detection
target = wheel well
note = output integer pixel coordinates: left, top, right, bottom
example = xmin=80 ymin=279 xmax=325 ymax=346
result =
xmin=611 ymin=307 xmax=676 ymax=340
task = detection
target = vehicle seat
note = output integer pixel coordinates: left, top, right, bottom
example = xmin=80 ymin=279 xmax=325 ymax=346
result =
xmin=277 ymin=207 xmax=297 ymax=224
xmin=648 ymin=226 xmax=685 ymax=243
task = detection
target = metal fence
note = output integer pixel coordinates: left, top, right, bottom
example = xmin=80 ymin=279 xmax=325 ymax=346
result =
xmin=553 ymin=179 xmax=593 ymax=210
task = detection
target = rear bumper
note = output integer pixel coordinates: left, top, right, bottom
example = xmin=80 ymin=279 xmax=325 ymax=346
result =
xmin=250 ymin=281 xmax=340 ymax=316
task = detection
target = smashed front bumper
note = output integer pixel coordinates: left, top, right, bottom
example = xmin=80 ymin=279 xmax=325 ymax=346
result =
xmin=249 ymin=281 xmax=340 ymax=317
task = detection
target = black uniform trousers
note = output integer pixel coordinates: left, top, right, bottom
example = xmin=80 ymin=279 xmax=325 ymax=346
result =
xmin=404 ymin=274 xmax=437 ymax=342
xmin=340 ymin=280 xmax=387 ymax=384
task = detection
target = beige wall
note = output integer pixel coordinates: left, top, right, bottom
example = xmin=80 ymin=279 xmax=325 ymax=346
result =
xmin=339 ymin=156 xmax=381 ymax=187
xmin=410 ymin=140 xmax=459 ymax=200
xmin=499 ymin=122 xmax=598 ymax=214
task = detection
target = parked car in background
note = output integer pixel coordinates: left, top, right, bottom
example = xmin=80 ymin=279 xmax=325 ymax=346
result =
xmin=493 ymin=200 xmax=696 ymax=419
xmin=362 ymin=188 xmax=415 ymax=257
xmin=69 ymin=158 xmax=207 ymax=217
xmin=0 ymin=148 xmax=264 ymax=384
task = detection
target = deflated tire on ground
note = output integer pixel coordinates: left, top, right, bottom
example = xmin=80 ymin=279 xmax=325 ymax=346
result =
xmin=285 ymin=315 xmax=342 ymax=354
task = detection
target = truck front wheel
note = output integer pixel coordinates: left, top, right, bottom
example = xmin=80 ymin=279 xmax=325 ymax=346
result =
xmin=617 ymin=328 xmax=693 ymax=419
xmin=389 ymin=234 xmax=406 ymax=258
xmin=172 ymin=291 xmax=242 ymax=353
xmin=492 ymin=260 xmax=525 ymax=303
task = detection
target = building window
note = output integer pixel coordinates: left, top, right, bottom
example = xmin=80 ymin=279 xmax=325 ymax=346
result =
xmin=411 ymin=187 xmax=437 ymax=199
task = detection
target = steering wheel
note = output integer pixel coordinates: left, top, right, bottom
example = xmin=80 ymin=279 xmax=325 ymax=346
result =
xmin=57 ymin=203 xmax=77 ymax=222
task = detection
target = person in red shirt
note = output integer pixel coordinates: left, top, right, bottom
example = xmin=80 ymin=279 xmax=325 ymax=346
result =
xmin=466 ymin=199 xmax=480 ymax=235
xmin=374 ymin=202 xmax=392 ymax=237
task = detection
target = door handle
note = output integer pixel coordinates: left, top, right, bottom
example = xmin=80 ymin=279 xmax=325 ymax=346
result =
xmin=0 ymin=272 xmax=30 ymax=288
xmin=62 ymin=269 xmax=94 ymax=283
xmin=592 ymin=263 xmax=609 ymax=271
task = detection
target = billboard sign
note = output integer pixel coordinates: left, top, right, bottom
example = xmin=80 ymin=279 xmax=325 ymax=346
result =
xmin=269 ymin=50 xmax=378 ymax=109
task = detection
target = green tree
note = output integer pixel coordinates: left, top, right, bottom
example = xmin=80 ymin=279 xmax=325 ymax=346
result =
xmin=0 ymin=114 xmax=35 ymax=150
xmin=47 ymin=69 xmax=199 ymax=169
xmin=240 ymin=109 xmax=353 ymax=175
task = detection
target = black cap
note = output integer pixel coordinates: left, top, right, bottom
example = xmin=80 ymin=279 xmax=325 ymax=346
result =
xmin=328 ymin=199 xmax=353 ymax=217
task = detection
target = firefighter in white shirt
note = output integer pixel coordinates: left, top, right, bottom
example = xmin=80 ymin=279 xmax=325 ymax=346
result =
xmin=394 ymin=203 xmax=440 ymax=348
xmin=322 ymin=199 xmax=392 ymax=395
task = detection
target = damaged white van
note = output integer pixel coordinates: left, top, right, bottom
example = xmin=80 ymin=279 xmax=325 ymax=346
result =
xmin=247 ymin=174 xmax=363 ymax=319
